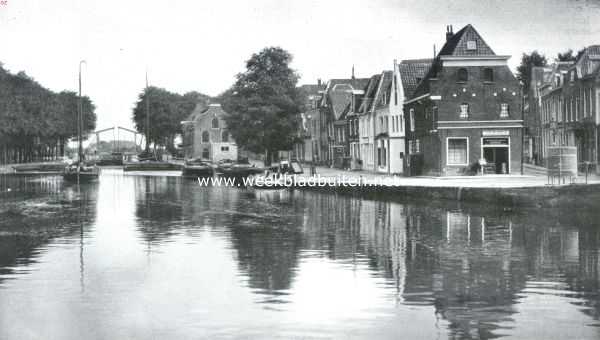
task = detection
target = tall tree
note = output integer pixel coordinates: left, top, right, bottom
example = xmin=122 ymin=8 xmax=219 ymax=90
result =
xmin=132 ymin=87 xmax=207 ymax=153
xmin=516 ymin=51 xmax=548 ymax=91
xmin=221 ymin=47 xmax=305 ymax=165
xmin=0 ymin=63 xmax=96 ymax=163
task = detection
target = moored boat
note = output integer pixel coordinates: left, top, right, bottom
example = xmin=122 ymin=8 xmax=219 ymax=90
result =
xmin=182 ymin=159 xmax=214 ymax=178
xmin=63 ymin=162 xmax=100 ymax=182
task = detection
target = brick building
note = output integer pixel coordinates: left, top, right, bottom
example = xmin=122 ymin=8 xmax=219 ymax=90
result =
xmin=539 ymin=46 xmax=600 ymax=172
xmin=405 ymin=24 xmax=523 ymax=176
xmin=181 ymin=103 xmax=238 ymax=162
xmin=319 ymin=75 xmax=369 ymax=168
xmin=294 ymin=83 xmax=325 ymax=163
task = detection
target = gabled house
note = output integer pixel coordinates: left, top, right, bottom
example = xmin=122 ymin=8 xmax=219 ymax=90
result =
xmin=319 ymin=75 xmax=370 ymax=168
xmin=356 ymin=60 xmax=431 ymax=174
xmin=294 ymin=82 xmax=326 ymax=163
xmin=404 ymin=24 xmax=523 ymax=176
xmin=181 ymin=103 xmax=238 ymax=162
xmin=358 ymin=74 xmax=382 ymax=171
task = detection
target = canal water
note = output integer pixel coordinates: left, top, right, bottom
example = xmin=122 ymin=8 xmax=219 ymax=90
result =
xmin=0 ymin=170 xmax=599 ymax=339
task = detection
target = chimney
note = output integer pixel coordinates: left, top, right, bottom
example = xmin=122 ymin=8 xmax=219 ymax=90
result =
xmin=433 ymin=44 xmax=437 ymax=58
xmin=352 ymin=65 xmax=355 ymax=80
xmin=317 ymin=78 xmax=321 ymax=86
xmin=446 ymin=25 xmax=453 ymax=42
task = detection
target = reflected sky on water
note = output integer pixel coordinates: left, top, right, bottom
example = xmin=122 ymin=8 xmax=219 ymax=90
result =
xmin=0 ymin=170 xmax=599 ymax=339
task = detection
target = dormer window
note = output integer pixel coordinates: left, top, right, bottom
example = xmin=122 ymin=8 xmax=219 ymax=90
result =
xmin=459 ymin=103 xmax=469 ymax=118
xmin=466 ymin=40 xmax=477 ymax=50
xmin=457 ymin=68 xmax=468 ymax=82
xmin=500 ymin=103 xmax=509 ymax=118
xmin=483 ymin=68 xmax=494 ymax=82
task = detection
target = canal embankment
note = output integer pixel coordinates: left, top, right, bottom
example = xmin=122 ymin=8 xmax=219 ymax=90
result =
xmin=292 ymin=166 xmax=600 ymax=209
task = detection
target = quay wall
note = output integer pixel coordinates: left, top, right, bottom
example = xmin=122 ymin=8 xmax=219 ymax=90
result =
xmin=294 ymin=182 xmax=600 ymax=209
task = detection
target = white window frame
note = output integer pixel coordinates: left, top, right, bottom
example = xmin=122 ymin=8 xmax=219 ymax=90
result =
xmin=480 ymin=136 xmax=511 ymax=174
xmin=459 ymin=103 xmax=469 ymax=119
xmin=409 ymin=108 xmax=415 ymax=132
xmin=500 ymin=103 xmax=509 ymax=118
xmin=446 ymin=137 xmax=469 ymax=166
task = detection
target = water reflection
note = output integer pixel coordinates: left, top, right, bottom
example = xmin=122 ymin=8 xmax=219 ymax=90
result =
xmin=0 ymin=172 xmax=598 ymax=339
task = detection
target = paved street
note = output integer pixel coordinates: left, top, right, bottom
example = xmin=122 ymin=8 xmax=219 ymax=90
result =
xmin=298 ymin=164 xmax=600 ymax=188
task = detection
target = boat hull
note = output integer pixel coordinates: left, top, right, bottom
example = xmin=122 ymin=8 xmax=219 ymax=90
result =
xmin=123 ymin=162 xmax=183 ymax=171
xmin=182 ymin=166 xmax=214 ymax=178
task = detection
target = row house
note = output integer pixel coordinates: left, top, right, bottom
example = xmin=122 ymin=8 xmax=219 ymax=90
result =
xmin=319 ymin=75 xmax=369 ymax=169
xmin=294 ymin=83 xmax=326 ymax=162
xmin=354 ymin=60 xmax=430 ymax=174
xmin=404 ymin=24 xmax=523 ymax=176
xmin=528 ymin=62 xmax=572 ymax=164
xmin=539 ymin=46 xmax=600 ymax=172
xmin=523 ymin=64 xmax=563 ymax=165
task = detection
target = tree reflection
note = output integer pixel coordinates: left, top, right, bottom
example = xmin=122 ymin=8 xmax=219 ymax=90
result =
xmin=0 ymin=175 xmax=97 ymax=284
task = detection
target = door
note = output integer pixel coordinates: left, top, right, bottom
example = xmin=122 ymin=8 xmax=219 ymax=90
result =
xmin=483 ymin=147 xmax=509 ymax=174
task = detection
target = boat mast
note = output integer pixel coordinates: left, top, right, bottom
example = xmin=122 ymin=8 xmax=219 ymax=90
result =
xmin=145 ymin=70 xmax=150 ymax=153
xmin=78 ymin=61 xmax=84 ymax=164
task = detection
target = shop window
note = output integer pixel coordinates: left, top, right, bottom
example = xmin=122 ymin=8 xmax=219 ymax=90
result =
xmin=457 ymin=68 xmax=468 ymax=82
xmin=447 ymin=138 xmax=468 ymax=165
xmin=202 ymin=131 xmax=209 ymax=143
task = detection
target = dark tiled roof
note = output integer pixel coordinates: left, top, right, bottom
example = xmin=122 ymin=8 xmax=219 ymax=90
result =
xmin=324 ymin=78 xmax=370 ymax=120
xmin=438 ymin=24 xmax=495 ymax=57
xmin=358 ymin=74 xmax=381 ymax=113
xmin=411 ymin=25 xmax=497 ymax=98
xmin=185 ymin=103 xmax=226 ymax=122
xmin=574 ymin=45 xmax=600 ymax=77
xmin=399 ymin=59 xmax=432 ymax=98
xmin=372 ymin=71 xmax=393 ymax=111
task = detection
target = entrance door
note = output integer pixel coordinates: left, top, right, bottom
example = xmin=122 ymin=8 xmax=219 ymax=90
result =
xmin=482 ymin=137 xmax=510 ymax=174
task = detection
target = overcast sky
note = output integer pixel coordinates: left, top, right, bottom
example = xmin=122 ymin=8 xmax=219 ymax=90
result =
xmin=1 ymin=0 xmax=599 ymax=133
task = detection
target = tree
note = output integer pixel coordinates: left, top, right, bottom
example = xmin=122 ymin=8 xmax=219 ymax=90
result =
xmin=0 ymin=63 xmax=96 ymax=163
xmin=517 ymin=51 xmax=548 ymax=91
xmin=221 ymin=47 xmax=305 ymax=165
xmin=131 ymin=87 xmax=209 ymax=153
xmin=556 ymin=48 xmax=585 ymax=62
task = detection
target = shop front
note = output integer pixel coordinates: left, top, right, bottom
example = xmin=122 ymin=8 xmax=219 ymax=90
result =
xmin=481 ymin=134 xmax=510 ymax=174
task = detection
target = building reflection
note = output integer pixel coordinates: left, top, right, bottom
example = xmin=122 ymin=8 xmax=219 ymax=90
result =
xmin=130 ymin=178 xmax=600 ymax=336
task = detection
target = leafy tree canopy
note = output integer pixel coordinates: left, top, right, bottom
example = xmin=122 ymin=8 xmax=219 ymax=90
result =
xmin=132 ymin=87 xmax=210 ymax=152
xmin=516 ymin=51 xmax=548 ymax=91
xmin=221 ymin=47 xmax=305 ymax=164
xmin=556 ymin=48 xmax=585 ymax=62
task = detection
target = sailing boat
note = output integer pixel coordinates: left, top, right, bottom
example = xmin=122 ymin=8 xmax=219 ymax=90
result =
xmin=63 ymin=60 xmax=99 ymax=183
